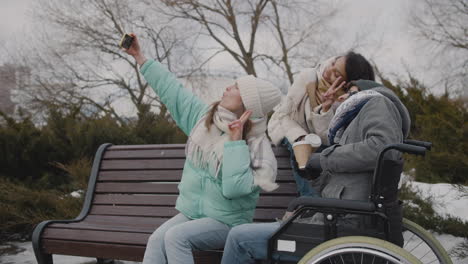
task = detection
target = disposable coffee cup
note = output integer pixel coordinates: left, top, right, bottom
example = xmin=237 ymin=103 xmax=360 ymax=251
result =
xmin=292 ymin=134 xmax=322 ymax=169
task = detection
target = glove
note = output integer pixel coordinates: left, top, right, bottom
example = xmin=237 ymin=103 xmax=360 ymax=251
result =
xmin=304 ymin=154 xmax=322 ymax=180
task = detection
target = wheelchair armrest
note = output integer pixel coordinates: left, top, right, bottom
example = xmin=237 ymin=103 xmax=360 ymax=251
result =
xmin=403 ymin=139 xmax=432 ymax=150
xmin=287 ymin=196 xmax=376 ymax=213
xmin=392 ymin=143 xmax=426 ymax=156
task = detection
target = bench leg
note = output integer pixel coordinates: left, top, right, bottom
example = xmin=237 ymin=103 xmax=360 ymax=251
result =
xmin=96 ymin=258 xmax=115 ymax=264
xmin=35 ymin=253 xmax=53 ymax=264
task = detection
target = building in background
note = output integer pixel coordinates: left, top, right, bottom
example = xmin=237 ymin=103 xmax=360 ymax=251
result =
xmin=0 ymin=64 xmax=30 ymax=115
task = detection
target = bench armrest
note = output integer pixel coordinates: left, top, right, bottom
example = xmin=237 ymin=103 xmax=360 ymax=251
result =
xmin=286 ymin=197 xmax=375 ymax=212
xmin=32 ymin=143 xmax=112 ymax=264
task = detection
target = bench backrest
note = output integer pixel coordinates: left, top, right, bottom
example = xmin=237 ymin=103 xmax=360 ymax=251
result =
xmin=90 ymin=144 xmax=297 ymax=225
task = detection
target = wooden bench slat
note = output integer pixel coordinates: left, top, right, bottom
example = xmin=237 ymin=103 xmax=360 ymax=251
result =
xmin=49 ymin=222 xmax=158 ymax=233
xmin=97 ymin=168 xmax=294 ymax=182
xmin=95 ymin=182 xmax=179 ymax=194
xmin=100 ymin=159 xmax=186 ymax=170
xmin=104 ymin=149 xmax=186 ymax=159
xmin=42 ymin=239 xmax=221 ymax=263
xmin=98 ymin=170 xmax=183 ymax=181
xmin=93 ymin=194 xmax=295 ymax=208
xmin=84 ymin=215 xmax=171 ymax=227
xmin=93 ymin=194 xmax=178 ymax=206
xmin=101 ymin=158 xmax=290 ymax=170
xmin=107 ymin=144 xmax=290 ymax=156
xmin=89 ymin=205 xmax=285 ymax=220
xmin=108 ymin=144 xmax=185 ymax=150
xmin=90 ymin=205 xmax=178 ymax=217
xmin=94 ymin=182 xmax=298 ymax=195
xmin=104 ymin=148 xmax=291 ymax=160
xmin=42 ymin=239 xmax=146 ymax=261
xmin=43 ymin=228 xmax=149 ymax=245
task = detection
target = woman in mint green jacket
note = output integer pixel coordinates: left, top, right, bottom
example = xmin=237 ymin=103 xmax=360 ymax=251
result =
xmin=124 ymin=34 xmax=282 ymax=264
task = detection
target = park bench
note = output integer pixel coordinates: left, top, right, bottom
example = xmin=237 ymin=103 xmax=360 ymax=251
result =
xmin=32 ymin=143 xmax=297 ymax=264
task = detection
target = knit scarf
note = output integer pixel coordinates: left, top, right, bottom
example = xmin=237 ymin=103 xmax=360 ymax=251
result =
xmin=186 ymin=105 xmax=268 ymax=178
xmin=328 ymin=90 xmax=383 ymax=144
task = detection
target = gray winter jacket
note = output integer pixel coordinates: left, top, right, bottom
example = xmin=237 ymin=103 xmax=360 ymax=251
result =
xmin=318 ymin=83 xmax=410 ymax=202
xmin=291 ymin=81 xmax=410 ymax=230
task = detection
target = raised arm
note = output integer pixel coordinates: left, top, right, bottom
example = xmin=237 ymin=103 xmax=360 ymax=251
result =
xmin=124 ymin=34 xmax=208 ymax=135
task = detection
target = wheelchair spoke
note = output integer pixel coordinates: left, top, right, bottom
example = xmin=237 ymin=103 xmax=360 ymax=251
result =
xmin=428 ymin=258 xmax=440 ymax=264
xmin=407 ymin=239 xmax=425 ymax=253
xmin=404 ymin=232 xmax=416 ymax=248
xmin=420 ymin=248 xmax=432 ymax=259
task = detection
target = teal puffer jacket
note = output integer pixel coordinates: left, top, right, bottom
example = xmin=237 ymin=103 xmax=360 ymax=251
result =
xmin=141 ymin=60 xmax=261 ymax=227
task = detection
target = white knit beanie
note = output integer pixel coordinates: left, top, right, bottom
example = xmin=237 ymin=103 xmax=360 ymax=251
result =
xmin=236 ymin=75 xmax=282 ymax=118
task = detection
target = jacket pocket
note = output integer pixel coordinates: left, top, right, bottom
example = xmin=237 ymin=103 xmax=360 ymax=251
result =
xmin=321 ymin=183 xmax=345 ymax=199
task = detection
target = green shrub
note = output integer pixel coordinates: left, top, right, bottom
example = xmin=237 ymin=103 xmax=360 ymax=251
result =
xmin=381 ymin=77 xmax=467 ymax=184
xmin=0 ymin=105 xmax=186 ymax=190
xmin=0 ymin=178 xmax=83 ymax=239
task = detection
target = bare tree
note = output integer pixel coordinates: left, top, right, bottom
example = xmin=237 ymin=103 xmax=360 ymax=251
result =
xmin=17 ymin=0 xmax=198 ymax=123
xmin=156 ymin=0 xmax=337 ymax=85
xmin=411 ymin=0 xmax=468 ymax=94
xmin=412 ymin=0 xmax=468 ymax=50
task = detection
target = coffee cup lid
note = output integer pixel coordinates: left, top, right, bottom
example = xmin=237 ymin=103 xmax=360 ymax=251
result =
xmin=292 ymin=141 xmax=310 ymax=147
xmin=305 ymin=134 xmax=321 ymax=147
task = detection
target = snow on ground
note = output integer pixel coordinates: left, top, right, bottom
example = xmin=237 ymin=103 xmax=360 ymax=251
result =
xmin=408 ymin=181 xmax=468 ymax=220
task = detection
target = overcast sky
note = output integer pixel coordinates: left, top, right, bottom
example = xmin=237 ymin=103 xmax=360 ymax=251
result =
xmin=0 ymin=0 xmax=460 ymax=101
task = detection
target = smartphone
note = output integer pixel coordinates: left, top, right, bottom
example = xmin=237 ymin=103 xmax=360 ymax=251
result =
xmin=119 ymin=33 xmax=134 ymax=49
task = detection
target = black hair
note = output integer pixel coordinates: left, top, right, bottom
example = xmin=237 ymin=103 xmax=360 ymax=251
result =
xmin=344 ymin=51 xmax=375 ymax=83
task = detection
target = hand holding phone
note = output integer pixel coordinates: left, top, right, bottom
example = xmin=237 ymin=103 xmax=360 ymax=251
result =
xmin=121 ymin=33 xmax=147 ymax=66
xmin=119 ymin=33 xmax=135 ymax=49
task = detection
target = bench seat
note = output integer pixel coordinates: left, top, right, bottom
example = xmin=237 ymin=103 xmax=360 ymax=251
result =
xmin=32 ymin=143 xmax=297 ymax=264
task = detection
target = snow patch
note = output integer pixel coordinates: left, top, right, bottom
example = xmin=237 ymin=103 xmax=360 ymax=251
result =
xmin=407 ymin=181 xmax=468 ymax=221
xmin=70 ymin=190 xmax=84 ymax=198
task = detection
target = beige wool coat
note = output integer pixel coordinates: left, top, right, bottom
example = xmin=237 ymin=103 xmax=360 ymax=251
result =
xmin=268 ymin=67 xmax=337 ymax=146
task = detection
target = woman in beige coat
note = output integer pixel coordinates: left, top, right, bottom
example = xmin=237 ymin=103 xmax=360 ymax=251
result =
xmin=267 ymin=51 xmax=374 ymax=196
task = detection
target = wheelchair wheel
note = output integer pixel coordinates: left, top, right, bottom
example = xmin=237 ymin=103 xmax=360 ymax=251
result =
xmin=402 ymin=218 xmax=453 ymax=264
xmin=299 ymin=236 xmax=421 ymax=264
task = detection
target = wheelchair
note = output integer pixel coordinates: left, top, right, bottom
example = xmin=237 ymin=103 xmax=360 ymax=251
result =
xmin=266 ymin=140 xmax=452 ymax=264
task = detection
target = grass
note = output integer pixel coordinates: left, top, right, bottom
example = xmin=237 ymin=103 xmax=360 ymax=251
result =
xmin=0 ymin=178 xmax=83 ymax=241
xmin=0 ymin=157 xmax=91 ymax=241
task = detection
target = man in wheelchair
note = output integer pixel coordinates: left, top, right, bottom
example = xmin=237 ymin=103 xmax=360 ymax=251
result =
xmin=220 ymin=79 xmax=424 ymax=264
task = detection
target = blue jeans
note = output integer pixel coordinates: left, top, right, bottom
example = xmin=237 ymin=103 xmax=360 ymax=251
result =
xmin=142 ymin=213 xmax=231 ymax=264
xmin=221 ymin=222 xmax=281 ymax=264
xmin=283 ymin=138 xmax=319 ymax=197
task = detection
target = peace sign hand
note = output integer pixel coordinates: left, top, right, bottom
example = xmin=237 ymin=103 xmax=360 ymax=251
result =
xmin=321 ymin=77 xmax=347 ymax=113
xmin=228 ymin=110 xmax=252 ymax=141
